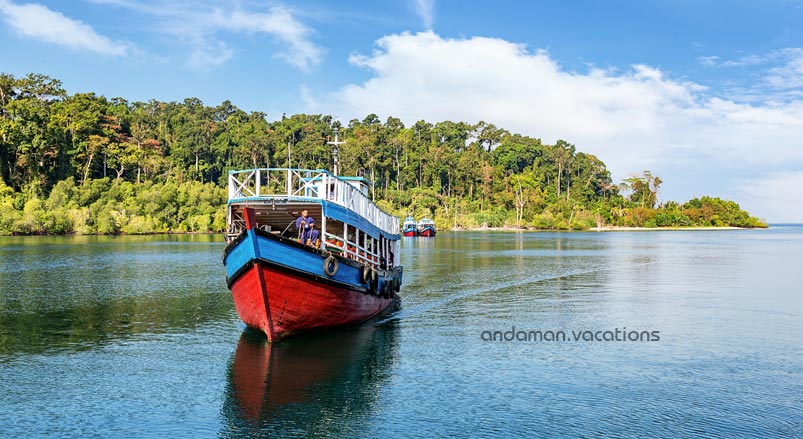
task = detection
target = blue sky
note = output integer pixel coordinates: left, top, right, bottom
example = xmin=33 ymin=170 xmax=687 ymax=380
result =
xmin=2 ymin=0 xmax=803 ymax=221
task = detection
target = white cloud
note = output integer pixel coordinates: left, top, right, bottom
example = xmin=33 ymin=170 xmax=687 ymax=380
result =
xmin=0 ymin=0 xmax=129 ymax=55
xmin=187 ymin=40 xmax=232 ymax=70
xmin=323 ymin=32 xmax=803 ymax=221
xmin=411 ymin=0 xmax=434 ymax=29
xmin=736 ymin=171 xmax=803 ymax=223
xmin=698 ymin=55 xmax=719 ymax=67
xmin=700 ymin=48 xmax=803 ymax=92
xmin=765 ymin=49 xmax=803 ymax=89
xmin=89 ymin=0 xmax=322 ymax=70
xmin=722 ymin=54 xmax=765 ymax=67
xmin=212 ymin=7 xmax=322 ymax=71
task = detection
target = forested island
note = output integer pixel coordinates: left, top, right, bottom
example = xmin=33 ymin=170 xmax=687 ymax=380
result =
xmin=0 ymin=73 xmax=766 ymax=235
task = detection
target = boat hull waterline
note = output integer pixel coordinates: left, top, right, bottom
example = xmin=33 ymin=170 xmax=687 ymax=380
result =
xmin=229 ymin=262 xmax=394 ymax=341
xmin=418 ymin=227 xmax=436 ymax=237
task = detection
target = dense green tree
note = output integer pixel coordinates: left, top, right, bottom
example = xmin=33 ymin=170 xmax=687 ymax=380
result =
xmin=0 ymin=72 xmax=766 ymax=234
xmin=0 ymin=73 xmax=66 ymax=194
xmin=623 ymin=170 xmax=662 ymax=208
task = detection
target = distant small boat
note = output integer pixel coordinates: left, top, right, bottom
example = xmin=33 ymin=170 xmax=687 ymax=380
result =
xmin=402 ymin=216 xmax=418 ymax=237
xmin=417 ymin=218 xmax=436 ymax=237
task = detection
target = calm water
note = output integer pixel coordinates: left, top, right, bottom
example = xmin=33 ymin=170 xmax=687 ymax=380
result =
xmin=1 ymin=228 xmax=802 ymax=438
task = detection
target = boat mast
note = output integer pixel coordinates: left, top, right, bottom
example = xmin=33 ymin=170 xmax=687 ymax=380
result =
xmin=327 ymin=128 xmax=346 ymax=176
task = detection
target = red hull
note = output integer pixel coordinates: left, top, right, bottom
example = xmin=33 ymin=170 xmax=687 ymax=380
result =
xmin=403 ymin=231 xmax=417 ymax=237
xmin=230 ymin=263 xmax=393 ymax=342
xmin=419 ymin=229 xmax=436 ymax=237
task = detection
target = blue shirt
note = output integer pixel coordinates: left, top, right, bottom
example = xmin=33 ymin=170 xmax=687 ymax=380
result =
xmin=296 ymin=215 xmax=315 ymax=231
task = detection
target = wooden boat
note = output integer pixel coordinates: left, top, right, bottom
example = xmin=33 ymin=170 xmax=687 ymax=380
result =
xmin=402 ymin=216 xmax=418 ymax=237
xmin=417 ymin=218 xmax=436 ymax=237
xmin=222 ymin=135 xmax=402 ymax=342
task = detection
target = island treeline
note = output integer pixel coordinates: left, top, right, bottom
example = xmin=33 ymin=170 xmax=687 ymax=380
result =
xmin=0 ymin=73 xmax=766 ymax=235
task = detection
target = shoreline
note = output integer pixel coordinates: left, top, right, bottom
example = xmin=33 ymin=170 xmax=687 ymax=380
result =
xmin=587 ymin=226 xmax=746 ymax=231
xmin=3 ymin=226 xmax=762 ymax=237
xmin=0 ymin=231 xmax=223 ymax=237
xmin=451 ymin=225 xmax=752 ymax=232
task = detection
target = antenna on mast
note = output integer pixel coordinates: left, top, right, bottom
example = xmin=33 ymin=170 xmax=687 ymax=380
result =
xmin=327 ymin=128 xmax=346 ymax=176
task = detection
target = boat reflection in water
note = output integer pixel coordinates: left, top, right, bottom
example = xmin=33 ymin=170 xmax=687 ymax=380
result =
xmin=220 ymin=322 xmax=399 ymax=438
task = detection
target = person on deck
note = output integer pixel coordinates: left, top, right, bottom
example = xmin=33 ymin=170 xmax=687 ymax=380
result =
xmin=296 ymin=209 xmax=314 ymax=243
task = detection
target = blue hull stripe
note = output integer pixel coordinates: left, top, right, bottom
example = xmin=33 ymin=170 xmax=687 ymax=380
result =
xmin=223 ymin=231 xmax=400 ymax=293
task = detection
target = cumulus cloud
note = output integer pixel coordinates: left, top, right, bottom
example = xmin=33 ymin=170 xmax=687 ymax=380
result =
xmin=0 ymin=0 xmax=130 ymax=55
xmin=324 ymin=32 xmax=803 ymax=221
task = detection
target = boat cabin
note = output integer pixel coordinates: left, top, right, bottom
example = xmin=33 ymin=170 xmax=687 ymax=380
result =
xmin=226 ymin=168 xmax=400 ymax=271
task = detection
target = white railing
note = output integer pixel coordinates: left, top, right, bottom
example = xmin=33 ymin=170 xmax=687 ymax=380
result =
xmin=322 ymin=231 xmax=381 ymax=267
xmin=228 ymin=168 xmax=399 ymax=235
